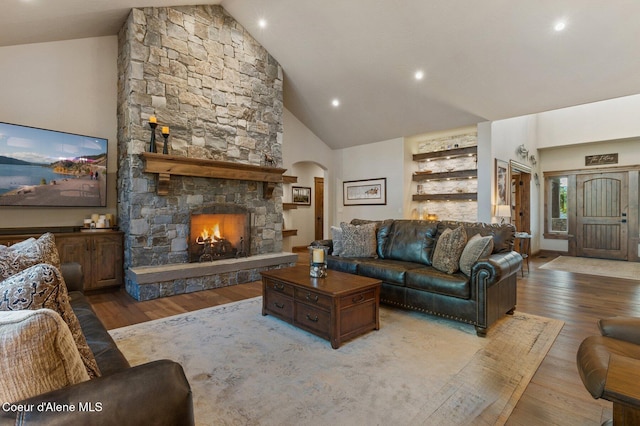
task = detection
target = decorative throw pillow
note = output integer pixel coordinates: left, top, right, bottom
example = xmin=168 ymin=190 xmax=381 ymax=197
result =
xmin=0 ymin=309 xmax=89 ymax=403
xmin=0 ymin=233 xmax=61 ymax=280
xmin=330 ymin=225 xmax=344 ymax=256
xmin=340 ymin=222 xmax=377 ymax=258
xmin=432 ymin=226 xmax=468 ymax=274
xmin=0 ymin=263 xmax=101 ymax=378
xmin=459 ymin=234 xmax=494 ymax=276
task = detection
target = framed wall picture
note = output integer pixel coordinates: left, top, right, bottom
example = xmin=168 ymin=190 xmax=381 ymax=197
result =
xmin=292 ymin=186 xmax=311 ymax=205
xmin=343 ymin=177 xmax=387 ymax=206
xmin=495 ymin=159 xmax=509 ymax=206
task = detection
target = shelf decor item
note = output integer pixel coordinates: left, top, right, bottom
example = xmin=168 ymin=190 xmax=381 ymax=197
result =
xmin=343 ymin=177 xmax=387 ymax=206
xmin=292 ymin=186 xmax=311 ymax=205
xmin=148 ymin=116 xmax=158 ymax=152
xmin=161 ymin=126 xmax=170 ymax=155
xmin=308 ymin=245 xmax=329 ymax=278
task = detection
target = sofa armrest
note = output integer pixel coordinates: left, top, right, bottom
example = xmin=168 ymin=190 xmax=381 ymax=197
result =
xmin=471 ymin=251 xmax=522 ymax=285
xmin=60 ymin=262 xmax=83 ymax=292
xmin=0 ymin=360 xmax=194 ymax=426
xmin=599 ymin=317 xmax=640 ymax=345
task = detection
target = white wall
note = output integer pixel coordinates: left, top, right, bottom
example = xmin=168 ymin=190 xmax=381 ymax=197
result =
xmin=489 ymin=115 xmax=540 ymax=250
xmin=334 ymin=138 xmax=405 ymax=223
xmin=282 ymin=108 xmax=334 ymax=248
xmin=0 ymin=36 xmax=118 ymax=228
xmin=536 ymin=94 xmax=640 ymax=149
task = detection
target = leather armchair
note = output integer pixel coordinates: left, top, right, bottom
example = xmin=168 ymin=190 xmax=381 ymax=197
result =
xmin=577 ymin=317 xmax=640 ymax=425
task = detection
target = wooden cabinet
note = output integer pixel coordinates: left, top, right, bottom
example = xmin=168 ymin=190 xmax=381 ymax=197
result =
xmin=0 ymin=229 xmax=123 ymax=291
xmin=57 ymin=232 xmax=123 ymax=290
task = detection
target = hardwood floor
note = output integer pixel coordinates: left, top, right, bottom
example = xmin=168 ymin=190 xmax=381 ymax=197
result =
xmin=87 ymin=254 xmax=640 ymax=425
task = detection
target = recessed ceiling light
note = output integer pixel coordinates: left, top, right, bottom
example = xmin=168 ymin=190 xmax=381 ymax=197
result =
xmin=414 ymin=70 xmax=424 ymax=80
xmin=554 ymin=21 xmax=566 ymax=32
xmin=258 ymin=19 xmax=267 ymax=29
xmin=332 ymin=99 xmax=340 ymax=107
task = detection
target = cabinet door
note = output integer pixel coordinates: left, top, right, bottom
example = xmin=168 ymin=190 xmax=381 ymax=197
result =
xmin=91 ymin=234 xmax=123 ymax=289
xmin=56 ymin=235 xmax=92 ymax=289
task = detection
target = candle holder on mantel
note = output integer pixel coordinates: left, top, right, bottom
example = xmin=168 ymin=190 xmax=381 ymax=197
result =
xmin=308 ymin=245 xmax=329 ymax=278
xmin=148 ymin=116 xmax=158 ymax=152
xmin=161 ymin=126 xmax=170 ymax=154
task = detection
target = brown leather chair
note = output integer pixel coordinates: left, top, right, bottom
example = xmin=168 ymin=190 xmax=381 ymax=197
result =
xmin=577 ymin=317 xmax=640 ymax=425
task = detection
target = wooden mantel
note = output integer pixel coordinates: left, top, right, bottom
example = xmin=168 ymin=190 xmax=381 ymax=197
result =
xmin=141 ymin=152 xmax=287 ymax=197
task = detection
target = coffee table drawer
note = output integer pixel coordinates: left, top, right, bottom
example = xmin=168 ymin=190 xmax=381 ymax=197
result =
xmin=264 ymin=290 xmax=294 ymax=319
xmin=295 ymin=288 xmax=332 ymax=310
xmin=295 ymin=304 xmax=331 ymax=335
xmin=340 ymin=289 xmax=375 ymax=308
xmin=264 ymin=278 xmax=294 ymax=297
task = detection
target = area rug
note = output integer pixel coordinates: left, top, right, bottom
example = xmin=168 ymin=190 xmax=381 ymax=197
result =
xmin=540 ymin=256 xmax=640 ymax=280
xmin=109 ymin=297 xmax=563 ymax=426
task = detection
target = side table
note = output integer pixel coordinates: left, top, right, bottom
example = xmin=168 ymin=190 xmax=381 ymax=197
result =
xmin=514 ymin=232 xmax=531 ymax=277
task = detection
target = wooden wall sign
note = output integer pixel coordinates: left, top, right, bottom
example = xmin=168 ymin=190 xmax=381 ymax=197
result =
xmin=585 ymin=153 xmax=618 ymax=166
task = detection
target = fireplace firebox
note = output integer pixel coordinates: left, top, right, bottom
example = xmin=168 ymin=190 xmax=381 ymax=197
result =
xmin=189 ymin=205 xmax=250 ymax=263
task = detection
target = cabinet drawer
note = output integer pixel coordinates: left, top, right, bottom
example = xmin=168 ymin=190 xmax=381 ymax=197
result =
xmin=264 ymin=290 xmax=294 ymax=319
xmin=340 ymin=289 xmax=375 ymax=308
xmin=295 ymin=288 xmax=332 ymax=310
xmin=295 ymin=303 xmax=331 ymax=335
xmin=264 ymin=278 xmax=294 ymax=297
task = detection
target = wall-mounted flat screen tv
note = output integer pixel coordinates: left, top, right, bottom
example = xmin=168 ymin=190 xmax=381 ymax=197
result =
xmin=0 ymin=122 xmax=108 ymax=207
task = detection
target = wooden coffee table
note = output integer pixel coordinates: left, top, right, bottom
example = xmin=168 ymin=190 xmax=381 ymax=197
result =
xmin=261 ymin=265 xmax=381 ymax=349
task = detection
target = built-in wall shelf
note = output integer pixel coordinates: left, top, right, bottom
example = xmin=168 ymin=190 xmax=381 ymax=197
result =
xmin=283 ymin=229 xmax=298 ymax=237
xmin=141 ymin=152 xmax=287 ymax=197
xmin=283 ymin=175 xmax=298 ymax=184
xmin=412 ymin=193 xmax=477 ymax=202
xmin=283 ymin=203 xmax=298 ymax=210
xmin=413 ymin=169 xmax=477 ymax=181
xmin=413 ymin=146 xmax=477 ymax=161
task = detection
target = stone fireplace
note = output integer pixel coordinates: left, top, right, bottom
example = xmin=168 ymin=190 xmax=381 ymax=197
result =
xmin=116 ymin=5 xmax=296 ymax=301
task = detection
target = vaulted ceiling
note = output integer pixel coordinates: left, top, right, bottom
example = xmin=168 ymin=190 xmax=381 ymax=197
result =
xmin=2 ymin=1 xmax=639 ymax=149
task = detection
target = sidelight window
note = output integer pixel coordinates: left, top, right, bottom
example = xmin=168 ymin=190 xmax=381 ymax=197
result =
xmin=546 ymin=175 xmax=568 ymax=234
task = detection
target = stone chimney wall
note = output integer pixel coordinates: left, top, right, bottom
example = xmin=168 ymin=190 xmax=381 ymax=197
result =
xmin=117 ymin=5 xmax=284 ymax=270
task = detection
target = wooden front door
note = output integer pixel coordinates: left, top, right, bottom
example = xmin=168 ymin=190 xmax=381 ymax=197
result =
xmin=314 ymin=177 xmax=324 ymax=240
xmin=576 ymin=172 xmax=628 ymax=260
xmin=511 ymin=171 xmax=531 ymax=233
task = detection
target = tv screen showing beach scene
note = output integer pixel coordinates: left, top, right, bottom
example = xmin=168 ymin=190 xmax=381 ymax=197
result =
xmin=0 ymin=122 xmax=108 ymax=207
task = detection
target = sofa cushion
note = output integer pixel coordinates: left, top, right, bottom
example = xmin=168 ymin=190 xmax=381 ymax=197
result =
xmin=356 ymin=258 xmax=425 ymax=286
xmin=0 ymin=263 xmax=101 ymax=378
xmin=340 ymin=222 xmax=377 ymax=258
xmin=0 ymin=233 xmax=61 ymax=279
xmin=432 ymin=226 xmax=467 ymax=274
xmin=330 ymin=226 xmax=344 ymax=256
xmin=377 ymin=220 xmax=438 ymax=266
xmin=405 ymin=267 xmax=471 ymax=299
xmin=459 ymin=234 xmax=494 ymax=276
xmin=0 ymin=309 xmax=90 ymax=404
xmin=438 ymin=221 xmax=515 ymax=254
xmin=327 ymin=256 xmax=360 ymax=274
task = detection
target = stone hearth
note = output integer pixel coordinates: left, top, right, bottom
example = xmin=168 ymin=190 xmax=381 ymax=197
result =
xmin=127 ymin=253 xmax=297 ymax=301
xmin=117 ymin=5 xmax=288 ymax=300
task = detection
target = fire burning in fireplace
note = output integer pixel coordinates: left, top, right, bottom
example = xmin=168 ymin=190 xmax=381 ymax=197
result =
xmin=189 ymin=213 xmax=248 ymax=262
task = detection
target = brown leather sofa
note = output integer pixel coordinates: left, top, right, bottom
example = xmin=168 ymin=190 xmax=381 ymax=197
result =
xmin=0 ymin=263 xmax=194 ymax=425
xmin=577 ymin=317 xmax=640 ymax=425
xmin=314 ymin=219 xmax=522 ymax=336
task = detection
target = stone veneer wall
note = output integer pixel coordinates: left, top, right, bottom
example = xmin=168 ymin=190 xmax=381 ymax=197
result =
xmin=117 ymin=5 xmax=284 ymax=274
xmin=412 ymin=132 xmax=478 ymax=222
